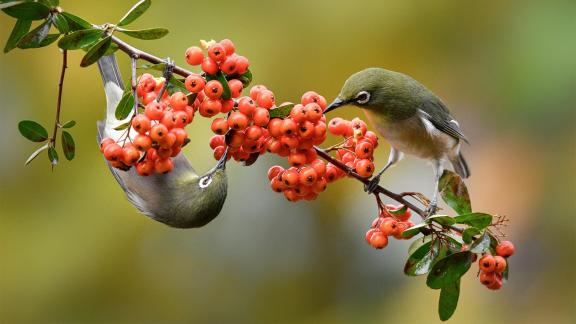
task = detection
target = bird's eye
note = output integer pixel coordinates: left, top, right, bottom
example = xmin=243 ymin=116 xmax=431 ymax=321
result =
xmin=355 ymin=91 xmax=370 ymax=105
xmin=199 ymin=175 xmax=212 ymax=188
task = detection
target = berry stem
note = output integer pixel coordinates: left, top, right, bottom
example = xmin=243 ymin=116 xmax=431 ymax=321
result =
xmin=51 ymin=49 xmax=68 ymax=146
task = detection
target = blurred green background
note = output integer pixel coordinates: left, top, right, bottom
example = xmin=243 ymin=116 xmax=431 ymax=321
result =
xmin=1 ymin=0 xmax=575 ymax=323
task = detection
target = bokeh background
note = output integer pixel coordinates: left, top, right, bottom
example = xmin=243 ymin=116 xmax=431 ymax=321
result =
xmin=1 ymin=0 xmax=575 ymax=323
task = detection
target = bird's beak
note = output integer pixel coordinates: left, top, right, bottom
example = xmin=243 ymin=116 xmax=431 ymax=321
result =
xmin=216 ymin=148 xmax=228 ymax=170
xmin=323 ymin=98 xmax=345 ymax=114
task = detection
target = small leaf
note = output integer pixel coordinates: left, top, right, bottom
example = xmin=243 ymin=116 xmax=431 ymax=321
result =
xmin=117 ymin=27 xmax=169 ymax=40
xmin=52 ymin=13 xmax=69 ymax=33
xmin=48 ymin=146 xmax=58 ymax=166
xmin=404 ymin=239 xmax=440 ymax=276
xmin=426 ymin=251 xmax=473 ymax=289
xmin=61 ymin=131 xmax=75 ymax=160
xmin=227 ymin=69 xmax=252 ymax=87
xmin=269 ymin=104 xmax=295 ymax=119
xmin=186 ymin=93 xmax=197 ymax=105
xmin=470 ymin=232 xmax=490 ymax=253
xmin=206 ymin=71 xmax=232 ymax=100
xmin=462 ymin=227 xmax=480 ymax=244
xmin=80 ymin=36 xmax=111 ymax=67
xmin=0 ymin=2 xmax=26 ymax=10
xmin=4 ymin=18 xmax=31 ymax=53
xmin=61 ymin=120 xmax=76 ymax=128
xmin=168 ymin=78 xmax=188 ymax=94
xmin=115 ymin=91 xmax=135 ymax=120
xmin=439 ymin=280 xmax=460 ymax=321
xmin=2 ymin=2 xmax=50 ymax=20
xmin=40 ymin=0 xmax=59 ymax=6
xmin=17 ymin=19 xmax=51 ymax=49
xmin=402 ymin=222 xmax=428 ymax=238
xmin=453 ymin=213 xmax=493 ymax=229
xmin=408 ymin=235 xmax=433 ymax=256
xmin=25 ymin=143 xmax=49 ymax=165
xmin=118 ymin=0 xmax=151 ymax=26
xmin=103 ymin=43 xmax=119 ymax=56
xmin=36 ymin=33 xmax=59 ymax=47
xmin=426 ymin=215 xmax=456 ymax=227
xmin=58 ymin=28 xmax=102 ymax=50
xmin=60 ymin=12 xmax=92 ymax=31
xmin=244 ymin=152 xmax=260 ymax=166
xmin=18 ymin=120 xmax=48 ymax=142
xmin=439 ymin=170 xmax=471 ymax=215
xmin=113 ymin=120 xmax=131 ymax=131
xmin=138 ymin=62 xmax=166 ymax=71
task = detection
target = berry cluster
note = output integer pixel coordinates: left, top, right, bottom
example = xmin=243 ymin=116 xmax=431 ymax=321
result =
xmin=365 ymin=205 xmax=415 ymax=249
xmin=478 ymin=240 xmax=515 ymax=290
xmin=328 ymin=117 xmax=378 ymax=178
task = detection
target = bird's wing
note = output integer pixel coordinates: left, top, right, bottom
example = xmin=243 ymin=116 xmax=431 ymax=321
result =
xmin=418 ymin=98 xmax=469 ymax=144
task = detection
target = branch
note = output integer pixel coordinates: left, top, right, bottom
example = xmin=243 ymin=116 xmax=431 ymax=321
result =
xmin=51 ymin=49 xmax=68 ymax=144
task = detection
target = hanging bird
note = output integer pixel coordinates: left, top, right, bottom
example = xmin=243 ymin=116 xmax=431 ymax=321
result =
xmin=96 ymin=55 xmax=228 ymax=228
xmin=324 ymin=67 xmax=470 ymax=214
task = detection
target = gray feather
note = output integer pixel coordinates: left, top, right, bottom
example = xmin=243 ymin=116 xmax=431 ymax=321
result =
xmin=419 ymin=100 xmax=469 ymax=144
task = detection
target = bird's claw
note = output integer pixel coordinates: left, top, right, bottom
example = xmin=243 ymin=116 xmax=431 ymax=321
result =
xmin=364 ymin=175 xmax=381 ymax=194
xmin=426 ymin=202 xmax=438 ymax=217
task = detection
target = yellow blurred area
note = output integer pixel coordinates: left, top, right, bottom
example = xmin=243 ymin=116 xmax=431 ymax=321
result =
xmin=1 ymin=0 xmax=575 ymax=323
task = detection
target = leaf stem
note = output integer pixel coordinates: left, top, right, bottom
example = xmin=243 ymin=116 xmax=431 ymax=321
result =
xmin=51 ymin=49 xmax=68 ymax=145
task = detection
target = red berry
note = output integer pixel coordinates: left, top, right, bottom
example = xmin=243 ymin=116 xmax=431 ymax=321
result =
xmin=100 ymin=138 xmax=115 ymax=152
xmin=199 ymin=99 xmax=222 ymax=117
xmin=281 ymin=118 xmax=297 ymax=136
xmin=496 ymin=241 xmax=515 ymax=258
xmin=299 ymin=167 xmax=318 ymax=186
xmin=136 ymin=160 xmax=154 ymax=176
xmin=170 ymin=92 xmax=189 ymax=110
xmin=211 ymin=118 xmax=229 ymax=135
xmin=249 ymin=85 xmax=267 ymax=101
xmin=228 ymin=79 xmax=243 ymax=98
xmin=288 ymin=151 xmax=306 ymax=167
xmin=228 ymin=112 xmax=249 ymax=130
xmin=304 ymin=103 xmax=322 ymax=122
xmin=155 ymin=158 xmax=174 ymax=174
xmin=355 ymin=141 xmax=374 ymax=159
xmin=103 ymin=143 xmax=123 ymax=162
xmin=281 ymin=169 xmax=299 ymax=188
xmin=220 ymin=55 xmax=238 ymax=75
xmin=479 ymin=271 xmax=496 ymax=286
xmin=207 ymin=43 xmax=227 ymax=63
xmin=493 ymin=256 xmax=507 ymax=273
xmin=122 ymin=145 xmax=141 ymax=166
xmin=379 ymin=218 xmax=399 ymax=236
xmin=479 ymin=255 xmax=496 ymax=272
xmin=257 ymin=90 xmax=275 ymax=109
xmin=144 ymin=101 xmax=165 ymax=120
xmin=131 ymin=115 xmax=151 ymax=134
xmin=245 ymin=125 xmax=263 ymax=141
xmin=235 ymin=55 xmax=249 ymax=74
xmin=253 ymin=108 xmax=270 ymax=127
xmin=201 ymin=57 xmax=219 ymax=75
xmin=238 ymin=97 xmax=256 ymax=117
xmin=133 ymin=134 xmax=152 ymax=151
xmin=219 ymin=39 xmax=236 ymax=55
xmin=267 ymin=118 xmax=283 ymax=137
xmin=355 ymin=159 xmax=375 ymax=178
xmin=209 ymin=135 xmax=225 ymax=149
xmin=369 ymin=231 xmax=389 ymax=249
xmin=185 ymin=46 xmax=204 ymax=65
xmin=290 ymin=104 xmax=307 ymax=123
xmin=204 ymin=80 xmax=224 ymax=99
xmin=268 ymin=165 xmax=284 ymax=181
xmin=221 ymin=99 xmax=234 ymax=113
xmin=184 ymin=74 xmax=206 ymax=93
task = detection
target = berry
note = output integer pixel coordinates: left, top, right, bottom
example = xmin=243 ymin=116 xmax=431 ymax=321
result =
xmin=355 ymin=141 xmax=374 ymax=159
xmin=256 ymin=90 xmax=275 ymax=109
xmin=220 ymin=55 xmax=238 ymax=75
xmin=136 ymin=160 xmax=154 ymax=176
xmin=238 ymin=97 xmax=256 ymax=117
xmin=253 ymin=108 xmax=270 ymax=127
xmin=207 ymin=43 xmax=227 ymax=63
xmin=479 ymin=255 xmax=496 ymax=272
xmin=379 ymin=218 xmax=399 ymax=236
xmin=479 ymin=271 xmax=496 ymax=286
xmin=299 ymin=167 xmax=318 ymax=186
xmin=369 ymin=231 xmax=388 ymax=249
xmin=355 ymin=159 xmax=375 ymax=178
xmin=496 ymin=241 xmax=515 ymax=258
xmin=493 ymin=256 xmax=507 ymax=273
xmin=211 ymin=118 xmax=229 ymax=135
xmin=103 ymin=143 xmax=123 ymax=162
xmin=144 ymin=101 xmax=165 ymax=120
xmin=131 ymin=115 xmax=151 ymax=134
xmin=122 ymin=146 xmax=140 ymax=166
xmin=133 ymin=134 xmax=152 ymax=151
xmin=249 ymin=85 xmax=267 ymax=100
xmin=185 ymin=46 xmax=204 ymax=65
xmin=281 ymin=118 xmax=297 ymax=136
xmin=268 ymin=165 xmax=284 ymax=181
xmin=199 ymin=99 xmax=222 ymax=117
xmin=228 ymin=79 xmax=243 ymax=98
xmin=219 ymin=39 xmax=236 ymax=55
xmin=150 ymin=124 xmax=169 ymax=142
xmin=204 ymin=80 xmax=224 ymax=99
xmin=201 ymin=57 xmax=219 ymax=75
xmin=185 ymin=74 xmax=206 ymax=93
xmin=235 ymin=55 xmax=250 ymax=74
xmin=228 ymin=112 xmax=249 ymax=130
xmin=100 ymin=138 xmax=115 ymax=152
xmin=170 ymin=92 xmax=189 ymax=110
xmin=155 ymin=158 xmax=174 ymax=174
xmin=281 ymin=169 xmax=299 ymax=188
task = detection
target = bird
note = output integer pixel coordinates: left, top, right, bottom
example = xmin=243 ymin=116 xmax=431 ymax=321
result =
xmin=324 ymin=67 xmax=470 ymax=215
xmin=96 ymin=55 xmax=228 ymax=228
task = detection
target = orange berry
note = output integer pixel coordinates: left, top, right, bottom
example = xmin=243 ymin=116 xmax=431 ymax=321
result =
xmin=133 ymin=134 xmax=152 ymax=151
xmin=479 ymin=271 xmax=496 ymax=286
xmin=256 ymin=90 xmax=275 ymax=109
xmin=136 ymin=160 xmax=154 ymax=176
xmin=171 ymin=128 xmax=187 ymax=147
xmin=369 ymin=231 xmax=389 ymax=249
xmin=100 ymin=137 xmax=115 ymax=152
xmin=355 ymin=159 xmax=375 ymax=178
xmin=304 ymin=103 xmax=322 ymax=122
xmin=245 ymin=125 xmax=263 ymax=141
xmin=185 ymin=74 xmax=205 ymax=93
xmin=235 ymin=55 xmax=250 ymax=74
xmin=131 ymin=114 xmax=151 ymax=134
xmin=283 ymin=188 xmax=299 ymax=202
xmin=201 ymin=57 xmax=219 ymax=75
xmin=220 ymin=55 xmax=238 ymax=75
xmin=280 ymin=136 xmax=299 ymax=150
xmin=270 ymin=177 xmax=285 ymax=193
xmin=312 ymin=176 xmax=327 ymax=193
xmin=287 ymin=151 xmax=306 ymax=167
xmin=298 ymin=121 xmax=315 ymax=139
xmin=221 ymin=99 xmax=234 ymax=113
xmin=155 ymin=158 xmax=174 ymax=174
xmin=267 ymin=118 xmax=283 ymax=137
xmin=351 ymin=117 xmax=368 ymax=136
xmin=170 ymin=92 xmax=188 ymax=110
xmin=301 ymin=91 xmax=327 ymax=110
xmin=355 ymin=141 xmax=374 ymax=159
xmin=159 ymin=131 xmax=177 ymax=149
xmin=479 ymin=255 xmax=496 ymax=272
xmin=144 ymin=101 xmax=165 ymax=120
xmin=103 ymin=143 xmax=123 ymax=162
xmin=496 ymin=241 xmax=515 ymax=258
xmin=160 ymin=111 xmax=176 ymax=129
xmin=228 ymin=112 xmax=249 ymax=131
xmin=325 ymin=164 xmax=340 ymax=182
xmin=207 ymin=43 xmax=227 ymax=63
xmin=150 ymin=124 xmax=169 ymax=142
xmin=219 ymin=39 xmax=236 ymax=55
xmin=494 ymin=256 xmax=507 ymax=273
xmin=379 ymin=218 xmax=399 ymax=236
xmin=268 ymin=165 xmax=284 ymax=181
xmin=185 ymin=46 xmax=204 ymax=65
xmin=365 ymin=228 xmax=379 ymax=244
xmin=328 ymin=117 xmax=348 ymax=136
xmin=313 ymin=121 xmax=327 ymax=138
xmin=310 ymin=159 xmax=326 ymax=177
xmin=209 ymin=135 xmax=225 ymax=149
xmin=238 ymin=97 xmax=256 ymax=117
xmin=249 ymin=85 xmax=267 ymax=101
xmin=227 ymin=131 xmax=245 ymax=149
xmin=199 ymin=99 xmax=222 ymax=117
xmin=281 ymin=169 xmax=299 ymax=188
xmin=213 ymin=145 xmax=226 ymax=160
xmin=299 ymin=167 xmax=318 ymax=186
xmin=211 ymin=118 xmax=229 ymax=135
xmin=253 ymin=108 xmax=270 ymax=127
xmin=122 ymin=145 xmax=141 ymax=166
xmin=486 ymin=276 xmax=503 ymax=290
xmin=204 ymin=80 xmax=224 ymax=99
xmin=228 ymin=79 xmax=243 ymax=98
xmin=290 ymin=104 xmax=307 ymax=123
xmin=281 ymin=118 xmax=297 ymax=136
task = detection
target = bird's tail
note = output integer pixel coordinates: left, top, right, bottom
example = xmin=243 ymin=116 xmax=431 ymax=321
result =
xmin=450 ymin=152 xmax=470 ymax=179
xmin=96 ymin=55 xmax=130 ymax=141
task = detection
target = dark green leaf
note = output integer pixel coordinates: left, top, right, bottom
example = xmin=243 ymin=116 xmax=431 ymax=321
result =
xmin=117 ymin=27 xmax=169 ymax=40
xmin=58 ymin=28 xmax=102 ymax=49
xmin=228 ymin=69 xmax=252 ymax=87
xmin=17 ymin=20 xmax=51 ymax=49
xmin=113 ymin=120 xmax=131 ymax=131
xmin=206 ymin=71 xmax=232 ymax=100
xmin=115 ymin=91 xmax=135 ymax=120
xmin=502 ymin=262 xmax=509 ymax=283
xmin=18 ymin=120 xmax=48 ymax=142
xmin=439 ymin=170 xmax=471 ymax=215
xmin=453 ymin=212 xmax=493 ymax=229
xmin=439 ymin=280 xmax=460 ymax=321
xmin=48 ymin=146 xmax=58 ymax=166
xmin=61 ymin=131 xmax=75 ymax=160
xmin=186 ymin=93 xmax=197 ymax=105
xmin=2 ymin=2 xmax=50 ymax=20
xmin=470 ymin=232 xmax=490 ymax=253
xmin=0 ymin=2 xmax=26 ymax=10
xmin=103 ymin=43 xmax=119 ymax=56
xmin=52 ymin=13 xmax=68 ymax=33
xmin=426 ymin=215 xmax=456 ymax=227
xmin=61 ymin=120 xmax=76 ymax=128
xmin=60 ymin=12 xmax=92 ymax=31
xmin=402 ymin=222 xmax=428 ymax=238
xmin=118 ymin=0 xmax=151 ymax=26
xmin=25 ymin=143 xmax=49 ymax=165
xmin=168 ymin=78 xmax=187 ymax=94
xmin=80 ymin=36 xmax=111 ymax=67
xmin=138 ymin=62 xmax=166 ymax=71
xmin=4 ymin=18 xmax=31 ymax=53
xmin=269 ymin=104 xmax=295 ymax=119
xmin=404 ymin=239 xmax=440 ymax=276
xmin=408 ymin=235 xmax=433 ymax=256
xmin=462 ymin=227 xmax=480 ymax=244
xmin=244 ymin=152 xmax=260 ymax=166
xmin=36 ymin=33 xmax=59 ymax=47
xmin=40 ymin=0 xmax=59 ymax=6
xmin=426 ymin=251 xmax=473 ymax=289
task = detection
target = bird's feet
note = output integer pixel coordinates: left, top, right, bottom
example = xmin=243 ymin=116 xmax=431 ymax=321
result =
xmin=364 ymin=175 xmax=381 ymax=194
xmin=425 ymin=202 xmax=438 ymax=218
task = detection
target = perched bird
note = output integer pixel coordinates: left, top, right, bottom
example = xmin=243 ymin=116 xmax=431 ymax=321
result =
xmin=324 ymin=68 xmax=470 ymax=214
xmin=97 ymin=55 xmax=228 ymax=228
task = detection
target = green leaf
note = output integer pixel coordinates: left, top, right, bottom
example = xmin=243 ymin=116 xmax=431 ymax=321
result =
xmin=404 ymin=239 xmax=440 ymax=276
xmin=103 ymin=43 xmax=119 ymax=56
xmin=138 ymin=62 xmax=166 ymax=71
xmin=426 ymin=215 xmax=456 ymax=227
xmin=0 ymin=2 xmax=26 ymax=10
xmin=453 ymin=212 xmax=493 ymax=229
xmin=25 ymin=143 xmax=49 ymax=165
xmin=228 ymin=69 xmax=252 ymax=87
xmin=36 ymin=33 xmax=59 ymax=47
xmin=439 ymin=170 xmax=471 ymax=215
xmin=2 ymin=2 xmax=50 ymax=20
xmin=206 ymin=71 xmax=232 ymax=100
xmin=80 ymin=36 xmax=111 ymax=67
xmin=61 ymin=131 xmax=75 ymax=160
xmin=269 ymin=104 xmax=295 ymax=119
xmin=168 ymin=78 xmax=187 ymax=94
xmin=118 ymin=0 xmax=151 ymax=26
xmin=17 ymin=19 xmax=51 ymax=49
xmin=462 ymin=227 xmax=480 ymax=244
xmin=113 ymin=120 xmax=131 ymax=131
xmin=186 ymin=92 xmax=197 ymax=105
xmin=58 ymin=28 xmax=102 ymax=50
xmin=61 ymin=120 xmax=76 ymax=128
xmin=439 ymin=280 xmax=460 ymax=321
xmin=470 ymin=232 xmax=490 ymax=253
xmin=115 ymin=91 xmax=135 ymax=120
xmin=48 ymin=146 xmax=58 ymax=166
xmin=402 ymin=222 xmax=428 ymax=238
xmin=18 ymin=120 xmax=48 ymax=142
xmin=408 ymin=235 xmax=434 ymax=256
xmin=426 ymin=251 xmax=473 ymax=289
xmin=60 ymin=12 xmax=92 ymax=31
xmin=52 ymin=13 xmax=69 ymax=33
xmin=4 ymin=18 xmax=31 ymax=53
xmin=117 ymin=27 xmax=169 ymax=40
xmin=40 ymin=0 xmax=59 ymax=6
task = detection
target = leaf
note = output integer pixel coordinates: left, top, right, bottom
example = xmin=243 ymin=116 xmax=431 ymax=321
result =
xmin=426 ymin=251 xmax=473 ymax=289
xmin=138 ymin=62 xmax=166 ymax=71
xmin=2 ymin=2 xmax=50 ymax=20
xmin=58 ymin=28 xmax=102 ymax=50
xmin=462 ymin=227 xmax=480 ymax=244
xmin=269 ymin=104 xmax=295 ymax=119
xmin=168 ymin=78 xmax=187 ymax=94
xmin=36 ymin=33 xmax=59 ymax=47
xmin=25 ymin=143 xmax=49 ymax=165
xmin=206 ymin=71 xmax=232 ymax=100
xmin=52 ymin=13 xmax=69 ymax=33
xmin=103 ymin=43 xmax=119 ymax=56
xmin=408 ymin=235 xmax=434 ymax=256
xmin=18 ymin=120 xmax=48 ymax=142
xmin=453 ymin=212 xmax=493 ymax=229
xmin=48 ymin=146 xmax=58 ymax=166
xmin=439 ymin=280 xmax=460 ymax=321
xmin=402 ymin=222 xmax=428 ymax=238
xmin=115 ymin=91 xmax=135 ymax=120
xmin=0 ymin=2 xmax=26 ymax=10
xmin=186 ymin=93 xmax=197 ymax=105
xmin=40 ymin=0 xmax=59 ymax=6
xmin=60 ymin=131 xmax=75 ymax=161
xmin=17 ymin=19 xmax=51 ymax=49
xmin=60 ymin=12 xmax=92 ymax=31
xmin=439 ymin=170 xmax=471 ymax=215
xmin=470 ymin=232 xmax=490 ymax=253
xmin=80 ymin=36 xmax=111 ymax=67
xmin=113 ymin=120 xmax=131 ymax=131
xmin=229 ymin=69 xmax=252 ymax=87
xmin=426 ymin=215 xmax=456 ymax=227
xmin=61 ymin=120 xmax=76 ymax=128
xmin=4 ymin=18 xmax=31 ymax=53
xmin=118 ymin=0 xmax=151 ymax=26
xmin=117 ymin=27 xmax=169 ymax=40
xmin=244 ymin=152 xmax=260 ymax=166
xmin=404 ymin=239 xmax=440 ymax=276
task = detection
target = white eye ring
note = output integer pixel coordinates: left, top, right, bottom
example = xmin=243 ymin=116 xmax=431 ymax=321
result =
xmin=199 ymin=176 xmax=212 ymax=188
xmin=356 ymin=91 xmax=370 ymax=104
